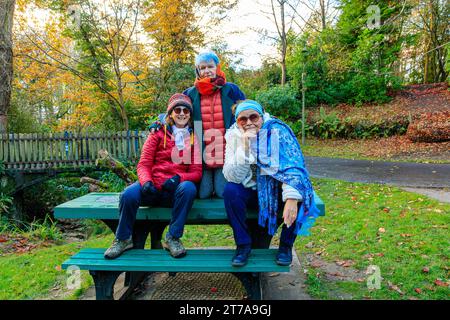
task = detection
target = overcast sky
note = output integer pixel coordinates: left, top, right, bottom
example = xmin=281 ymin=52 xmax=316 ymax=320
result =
xmin=206 ymin=0 xmax=308 ymax=70
xmin=210 ymin=0 xmax=280 ymax=70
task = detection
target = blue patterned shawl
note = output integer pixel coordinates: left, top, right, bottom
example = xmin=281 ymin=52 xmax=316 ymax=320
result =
xmin=256 ymin=117 xmax=320 ymax=236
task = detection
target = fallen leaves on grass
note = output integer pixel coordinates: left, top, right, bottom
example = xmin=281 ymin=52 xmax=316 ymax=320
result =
xmin=434 ymin=279 xmax=449 ymax=287
xmin=388 ymin=281 xmax=404 ymax=295
xmin=335 ymin=260 xmax=355 ymax=267
xmin=315 ymin=249 xmax=326 ymax=256
xmin=328 ymin=271 xmax=346 ymax=277
xmin=305 ymin=241 xmax=314 ymax=248
xmin=310 ymin=260 xmax=324 ymax=268
xmin=0 ymin=236 xmax=45 ymax=255
xmin=363 ymin=136 xmax=450 ymax=161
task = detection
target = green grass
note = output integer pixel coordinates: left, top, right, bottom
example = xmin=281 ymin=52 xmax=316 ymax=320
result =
xmin=0 ymin=178 xmax=448 ymax=300
xmin=295 ymin=178 xmax=450 ymax=300
xmin=0 ymin=216 xmax=63 ymax=242
xmin=0 ymin=234 xmax=113 ymax=300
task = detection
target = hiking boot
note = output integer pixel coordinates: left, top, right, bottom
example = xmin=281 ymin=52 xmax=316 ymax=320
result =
xmin=231 ymin=244 xmax=251 ymax=267
xmin=104 ymin=237 xmax=133 ymax=259
xmin=163 ymin=234 xmax=186 ymax=258
xmin=276 ymin=243 xmax=293 ymax=266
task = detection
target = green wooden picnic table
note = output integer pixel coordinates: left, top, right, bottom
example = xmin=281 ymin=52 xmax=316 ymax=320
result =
xmin=55 ymin=192 xmax=325 ymax=300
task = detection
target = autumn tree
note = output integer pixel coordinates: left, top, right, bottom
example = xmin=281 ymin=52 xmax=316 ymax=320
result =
xmin=16 ymin=0 xmax=147 ymax=131
xmin=141 ymin=0 xmax=239 ymax=109
xmin=416 ymin=0 xmax=449 ymax=83
xmin=141 ymin=0 xmax=203 ymax=109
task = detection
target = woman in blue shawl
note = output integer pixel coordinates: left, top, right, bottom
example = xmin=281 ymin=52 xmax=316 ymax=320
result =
xmin=223 ymin=100 xmax=320 ymax=266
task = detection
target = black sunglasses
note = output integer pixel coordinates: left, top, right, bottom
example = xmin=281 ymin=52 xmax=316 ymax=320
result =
xmin=173 ymin=107 xmax=190 ymax=115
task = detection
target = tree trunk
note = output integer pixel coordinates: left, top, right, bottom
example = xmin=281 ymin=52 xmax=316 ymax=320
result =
xmin=0 ymin=0 xmax=15 ymax=133
xmin=280 ymin=0 xmax=286 ymax=85
xmin=319 ymin=0 xmax=326 ymax=31
xmin=95 ymin=149 xmax=137 ymax=184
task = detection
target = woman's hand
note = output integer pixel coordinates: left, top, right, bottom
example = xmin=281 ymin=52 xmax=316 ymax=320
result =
xmin=148 ymin=120 xmax=162 ymax=134
xmin=283 ymin=199 xmax=298 ymax=228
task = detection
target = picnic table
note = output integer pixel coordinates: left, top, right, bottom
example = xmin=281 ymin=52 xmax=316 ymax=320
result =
xmin=55 ymin=192 xmax=325 ymax=300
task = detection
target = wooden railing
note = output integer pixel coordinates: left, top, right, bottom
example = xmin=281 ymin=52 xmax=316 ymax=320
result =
xmin=0 ymin=130 xmax=148 ymax=171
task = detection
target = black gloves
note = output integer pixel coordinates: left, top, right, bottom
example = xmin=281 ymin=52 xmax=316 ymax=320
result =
xmin=141 ymin=176 xmax=180 ymax=203
xmin=162 ymin=175 xmax=181 ymax=193
xmin=141 ymin=181 xmax=158 ymax=202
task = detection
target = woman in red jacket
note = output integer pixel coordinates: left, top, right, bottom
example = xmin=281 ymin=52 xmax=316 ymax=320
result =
xmin=104 ymin=93 xmax=202 ymax=259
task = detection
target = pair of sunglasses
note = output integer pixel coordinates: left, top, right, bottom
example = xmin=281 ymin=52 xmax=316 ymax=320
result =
xmin=173 ymin=107 xmax=190 ymax=115
xmin=237 ymin=113 xmax=260 ymax=126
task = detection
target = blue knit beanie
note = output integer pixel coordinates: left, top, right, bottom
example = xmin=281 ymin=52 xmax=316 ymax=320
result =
xmin=235 ymin=100 xmax=264 ymax=120
xmin=195 ymin=51 xmax=220 ymax=66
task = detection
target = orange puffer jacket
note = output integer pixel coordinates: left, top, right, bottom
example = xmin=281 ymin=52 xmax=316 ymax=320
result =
xmin=201 ymin=90 xmax=226 ymax=169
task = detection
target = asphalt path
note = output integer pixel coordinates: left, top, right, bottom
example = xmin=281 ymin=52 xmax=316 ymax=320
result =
xmin=305 ymin=157 xmax=450 ymax=188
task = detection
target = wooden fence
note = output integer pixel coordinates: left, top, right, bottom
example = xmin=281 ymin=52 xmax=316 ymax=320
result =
xmin=0 ymin=130 xmax=148 ymax=171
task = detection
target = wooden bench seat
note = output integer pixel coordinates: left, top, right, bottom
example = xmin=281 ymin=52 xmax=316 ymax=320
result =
xmin=62 ymin=248 xmax=289 ymax=273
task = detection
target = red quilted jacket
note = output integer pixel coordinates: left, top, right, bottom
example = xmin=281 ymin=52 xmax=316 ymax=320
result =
xmin=201 ymin=90 xmax=226 ymax=169
xmin=137 ymin=126 xmax=202 ymax=190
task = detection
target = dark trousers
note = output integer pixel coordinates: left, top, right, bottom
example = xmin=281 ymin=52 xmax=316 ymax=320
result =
xmin=223 ymin=182 xmax=298 ymax=247
xmin=115 ymin=181 xmax=197 ymax=241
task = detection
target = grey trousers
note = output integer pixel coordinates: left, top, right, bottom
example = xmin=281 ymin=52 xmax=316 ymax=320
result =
xmin=198 ymin=167 xmax=226 ymax=199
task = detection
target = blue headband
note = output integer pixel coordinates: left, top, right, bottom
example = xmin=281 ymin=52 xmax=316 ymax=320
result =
xmin=235 ymin=100 xmax=264 ymax=120
xmin=195 ymin=51 xmax=220 ymax=66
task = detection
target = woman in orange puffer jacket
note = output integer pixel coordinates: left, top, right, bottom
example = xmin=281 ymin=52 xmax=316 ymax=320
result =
xmin=150 ymin=51 xmax=245 ymax=199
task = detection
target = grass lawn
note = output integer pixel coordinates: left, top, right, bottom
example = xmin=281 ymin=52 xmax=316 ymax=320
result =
xmin=295 ymin=178 xmax=450 ymax=300
xmin=0 ymin=235 xmax=113 ymax=300
xmin=0 ymin=178 xmax=448 ymax=300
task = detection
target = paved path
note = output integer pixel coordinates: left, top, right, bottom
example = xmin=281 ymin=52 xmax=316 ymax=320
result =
xmin=306 ymin=157 xmax=450 ymax=188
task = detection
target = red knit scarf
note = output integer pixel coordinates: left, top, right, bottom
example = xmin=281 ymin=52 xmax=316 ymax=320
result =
xmin=194 ymin=64 xmax=227 ymax=96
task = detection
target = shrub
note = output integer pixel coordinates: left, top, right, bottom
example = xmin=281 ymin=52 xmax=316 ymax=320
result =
xmin=255 ymin=85 xmax=300 ymax=119
xmin=0 ymin=193 xmax=13 ymax=217
xmin=307 ymin=107 xmax=410 ymax=139
xmin=284 ymin=119 xmax=311 ymax=138
xmin=310 ymin=107 xmax=345 ymax=139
